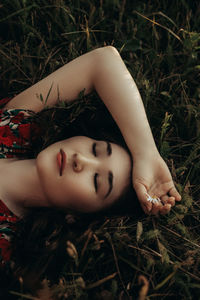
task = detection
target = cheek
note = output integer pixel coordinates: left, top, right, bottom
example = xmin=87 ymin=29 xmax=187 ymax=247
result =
xmin=66 ymin=175 xmax=92 ymax=202
xmin=36 ymin=153 xmax=99 ymax=212
xmin=65 ymin=176 xmax=99 ymax=212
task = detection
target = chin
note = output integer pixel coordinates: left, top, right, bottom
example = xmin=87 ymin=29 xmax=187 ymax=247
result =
xmin=36 ymin=150 xmax=52 ymax=181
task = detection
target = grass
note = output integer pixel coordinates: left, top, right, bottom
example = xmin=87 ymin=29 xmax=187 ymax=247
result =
xmin=0 ymin=0 xmax=200 ymax=299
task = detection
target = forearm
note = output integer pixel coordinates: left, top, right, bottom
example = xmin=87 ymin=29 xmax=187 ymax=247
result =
xmin=93 ymin=47 xmax=158 ymax=159
xmin=94 ymin=47 xmax=181 ymax=212
xmin=7 ymin=46 xmax=159 ymax=159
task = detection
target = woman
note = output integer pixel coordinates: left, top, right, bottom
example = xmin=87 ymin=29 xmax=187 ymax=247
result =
xmin=0 ymin=46 xmax=181 ymax=291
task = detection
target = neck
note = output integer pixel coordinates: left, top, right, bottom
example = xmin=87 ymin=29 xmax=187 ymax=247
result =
xmin=0 ymin=158 xmax=49 ymax=216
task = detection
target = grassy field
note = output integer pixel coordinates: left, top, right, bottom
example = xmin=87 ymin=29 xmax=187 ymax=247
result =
xmin=0 ymin=0 xmax=200 ymax=299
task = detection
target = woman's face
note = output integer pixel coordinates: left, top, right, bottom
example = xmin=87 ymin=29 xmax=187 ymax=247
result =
xmin=36 ymin=136 xmax=132 ymax=212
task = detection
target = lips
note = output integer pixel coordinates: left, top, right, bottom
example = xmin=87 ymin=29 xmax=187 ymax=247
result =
xmin=57 ymin=149 xmax=66 ymax=176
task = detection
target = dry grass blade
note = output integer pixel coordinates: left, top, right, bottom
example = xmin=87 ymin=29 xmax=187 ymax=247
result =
xmin=85 ymin=272 xmax=117 ymax=290
xmin=0 ymin=1 xmax=199 ymax=299
xmin=9 ymin=291 xmax=39 ymax=300
xmin=133 ymin=10 xmax=182 ymax=43
xmin=0 ymin=48 xmax=31 ymax=82
xmin=159 ymin=225 xmax=200 ymax=249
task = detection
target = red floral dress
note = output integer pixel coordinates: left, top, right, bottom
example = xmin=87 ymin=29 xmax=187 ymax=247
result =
xmin=0 ymin=97 xmax=37 ymax=269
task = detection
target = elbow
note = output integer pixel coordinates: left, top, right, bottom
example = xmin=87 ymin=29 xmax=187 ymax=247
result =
xmin=94 ymin=45 xmax=120 ymax=58
xmin=93 ymin=46 xmax=121 ymax=76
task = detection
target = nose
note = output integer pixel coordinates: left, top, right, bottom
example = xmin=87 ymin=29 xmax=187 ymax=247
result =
xmin=72 ymin=153 xmax=98 ymax=173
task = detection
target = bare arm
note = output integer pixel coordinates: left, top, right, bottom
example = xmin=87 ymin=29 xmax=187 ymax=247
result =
xmin=92 ymin=47 xmax=181 ymax=214
xmin=4 ymin=49 xmax=97 ymax=112
xmin=5 ymin=46 xmax=158 ymax=160
xmin=5 ymin=46 xmax=181 ymax=214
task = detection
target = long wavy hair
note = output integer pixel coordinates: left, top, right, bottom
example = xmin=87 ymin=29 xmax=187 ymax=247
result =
xmin=2 ymin=92 xmax=143 ymax=295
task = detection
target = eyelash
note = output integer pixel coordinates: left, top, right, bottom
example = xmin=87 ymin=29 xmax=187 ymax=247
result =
xmin=92 ymin=142 xmax=97 ymax=156
xmin=92 ymin=142 xmax=98 ymax=192
xmin=94 ymin=173 xmax=98 ymax=192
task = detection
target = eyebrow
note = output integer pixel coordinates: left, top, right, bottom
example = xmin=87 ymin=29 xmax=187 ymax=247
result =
xmin=104 ymin=171 xmax=113 ymax=199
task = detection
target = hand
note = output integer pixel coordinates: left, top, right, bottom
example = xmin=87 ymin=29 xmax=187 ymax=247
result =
xmin=132 ymin=153 xmax=181 ymax=215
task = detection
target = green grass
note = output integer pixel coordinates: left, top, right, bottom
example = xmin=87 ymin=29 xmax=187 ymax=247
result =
xmin=0 ymin=0 xmax=200 ymax=299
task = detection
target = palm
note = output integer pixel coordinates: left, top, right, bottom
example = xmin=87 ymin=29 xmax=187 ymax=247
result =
xmin=132 ymin=155 xmax=181 ymax=215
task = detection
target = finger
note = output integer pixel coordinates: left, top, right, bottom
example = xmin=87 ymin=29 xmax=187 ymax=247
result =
xmin=167 ymin=196 xmax=175 ymax=206
xmin=134 ymin=183 xmax=152 ymax=212
xmin=160 ymin=204 xmax=172 ymax=215
xmin=141 ymin=203 xmax=151 ymax=215
xmin=169 ymin=186 xmax=181 ymax=201
xmin=161 ymin=195 xmax=175 ymax=207
xmin=150 ymin=202 xmax=163 ymax=216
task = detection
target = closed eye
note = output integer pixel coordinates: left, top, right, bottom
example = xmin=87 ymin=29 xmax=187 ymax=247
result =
xmin=92 ymin=142 xmax=97 ymax=156
xmin=94 ymin=173 xmax=98 ymax=193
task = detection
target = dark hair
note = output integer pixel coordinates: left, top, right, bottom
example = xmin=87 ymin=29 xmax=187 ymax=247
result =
xmin=4 ymin=93 xmax=144 ymax=293
xmin=8 ymin=186 xmax=143 ymax=292
xmin=27 ymin=91 xmax=131 ymax=157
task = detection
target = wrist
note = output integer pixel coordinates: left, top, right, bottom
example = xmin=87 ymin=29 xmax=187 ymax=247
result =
xmin=131 ymin=145 xmax=160 ymax=161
